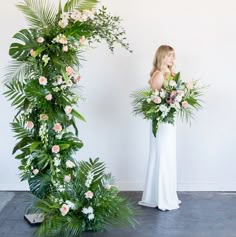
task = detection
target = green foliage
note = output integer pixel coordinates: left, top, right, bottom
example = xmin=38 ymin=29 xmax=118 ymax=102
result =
xmin=9 ymin=29 xmax=40 ymax=61
xmin=26 ymin=159 xmax=136 ymax=236
xmin=4 ymin=79 xmax=26 ymax=109
xmin=3 ymin=60 xmax=31 ymax=83
xmin=64 ymin=0 xmax=99 ymax=12
xmin=16 ymin=0 xmax=57 ymax=29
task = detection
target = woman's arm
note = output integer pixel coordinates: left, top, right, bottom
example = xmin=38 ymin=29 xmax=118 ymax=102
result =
xmin=149 ymin=71 xmax=165 ymax=90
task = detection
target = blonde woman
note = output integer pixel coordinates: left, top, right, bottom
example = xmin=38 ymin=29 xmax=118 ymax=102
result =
xmin=138 ymin=45 xmax=181 ymax=211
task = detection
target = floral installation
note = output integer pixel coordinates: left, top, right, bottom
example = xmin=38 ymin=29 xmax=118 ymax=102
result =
xmin=4 ymin=0 xmax=135 ymax=235
xmin=131 ymin=73 xmax=206 ymax=136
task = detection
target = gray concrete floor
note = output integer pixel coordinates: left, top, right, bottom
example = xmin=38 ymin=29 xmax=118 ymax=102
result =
xmin=0 ymin=191 xmax=236 ymax=237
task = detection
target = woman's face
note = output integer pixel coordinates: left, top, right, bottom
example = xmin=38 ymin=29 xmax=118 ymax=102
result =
xmin=164 ymin=51 xmax=175 ymax=67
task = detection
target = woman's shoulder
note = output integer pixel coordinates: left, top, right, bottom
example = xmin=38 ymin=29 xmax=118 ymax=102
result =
xmin=152 ymin=70 xmax=164 ymax=79
xmin=148 ymin=70 xmax=165 ymax=87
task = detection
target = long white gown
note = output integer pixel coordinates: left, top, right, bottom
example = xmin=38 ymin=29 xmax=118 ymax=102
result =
xmin=138 ymin=122 xmax=181 ymax=211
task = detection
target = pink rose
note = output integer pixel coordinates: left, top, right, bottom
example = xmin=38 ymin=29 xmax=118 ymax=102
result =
xmin=26 ymin=121 xmax=34 ymax=130
xmin=39 ymin=114 xmax=48 ymax=120
xmin=60 ymin=204 xmax=69 ymax=216
xmin=182 ymin=101 xmax=189 ymax=108
xmin=39 ymin=76 xmax=47 ymax=85
xmin=186 ymin=81 xmax=194 ymax=90
xmin=64 ymin=105 xmax=72 ymax=115
xmin=85 ymin=191 xmax=94 ymax=199
xmin=30 ymin=49 xmax=36 ymax=57
xmin=170 ymin=91 xmax=177 ymax=97
xmin=154 ymin=96 xmax=161 ymax=104
xmin=62 ymin=45 xmax=68 ymax=52
xmin=74 ymin=75 xmax=81 ymax=84
xmin=79 ymin=36 xmax=86 ymax=44
xmin=53 ymin=123 xmax=62 ymax=133
xmin=66 ymin=66 xmax=74 ymax=76
xmin=52 ymin=145 xmax=60 ymax=153
xmin=37 ymin=37 xmax=44 ymax=43
xmin=64 ymin=175 xmax=71 ymax=182
xmin=32 ymin=169 xmax=39 ymax=175
xmin=45 ymin=94 xmax=52 ymax=101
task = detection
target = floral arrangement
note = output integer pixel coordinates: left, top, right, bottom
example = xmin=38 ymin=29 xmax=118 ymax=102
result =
xmin=131 ymin=73 xmax=205 ymax=136
xmin=4 ymin=0 xmax=135 ymax=236
xmin=29 ymin=158 xmax=135 ymax=236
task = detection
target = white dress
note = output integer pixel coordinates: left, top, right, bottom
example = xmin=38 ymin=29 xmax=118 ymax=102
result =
xmin=138 ymin=122 xmax=181 ymax=211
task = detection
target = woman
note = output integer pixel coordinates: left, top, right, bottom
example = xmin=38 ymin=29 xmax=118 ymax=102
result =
xmin=138 ymin=45 xmax=181 ymax=211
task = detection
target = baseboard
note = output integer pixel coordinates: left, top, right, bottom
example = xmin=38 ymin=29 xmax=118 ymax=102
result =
xmin=1 ymin=182 xmax=236 ymax=191
xmin=117 ymin=182 xmax=236 ymax=191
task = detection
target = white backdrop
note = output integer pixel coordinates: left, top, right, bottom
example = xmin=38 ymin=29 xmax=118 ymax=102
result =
xmin=1 ymin=0 xmax=236 ymax=191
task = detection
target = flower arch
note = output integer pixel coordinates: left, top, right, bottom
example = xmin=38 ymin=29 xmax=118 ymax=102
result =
xmin=4 ymin=0 xmax=135 ymax=235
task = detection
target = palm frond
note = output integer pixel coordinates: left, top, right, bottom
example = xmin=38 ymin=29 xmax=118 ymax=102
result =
xmin=11 ymin=116 xmax=32 ymax=140
xmin=16 ymin=0 xmax=57 ymax=30
xmin=4 ymin=79 xmax=27 ymax=109
xmin=64 ymin=0 xmax=98 ymax=12
xmin=130 ymin=87 xmax=150 ymax=116
xmin=78 ymin=157 xmax=106 ymax=183
xmin=3 ymin=60 xmax=31 ymax=83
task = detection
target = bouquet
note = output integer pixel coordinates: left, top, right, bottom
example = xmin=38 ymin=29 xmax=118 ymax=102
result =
xmin=131 ymin=72 xmax=205 ymax=136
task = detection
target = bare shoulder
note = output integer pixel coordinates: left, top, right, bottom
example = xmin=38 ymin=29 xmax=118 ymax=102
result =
xmin=149 ymin=70 xmax=165 ymax=90
xmin=151 ymin=70 xmax=164 ymax=81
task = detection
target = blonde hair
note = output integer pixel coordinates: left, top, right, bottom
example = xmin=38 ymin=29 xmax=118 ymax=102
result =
xmin=150 ymin=45 xmax=175 ymax=77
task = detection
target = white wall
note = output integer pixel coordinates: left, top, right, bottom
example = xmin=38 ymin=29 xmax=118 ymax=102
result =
xmin=1 ymin=0 xmax=236 ymax=191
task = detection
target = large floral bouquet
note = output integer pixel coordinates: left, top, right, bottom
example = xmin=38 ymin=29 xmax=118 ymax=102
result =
xmin=131 ymin=73 xmax=205 ymax=136
xmin=4 ymin=0 xmax=135 ymax=236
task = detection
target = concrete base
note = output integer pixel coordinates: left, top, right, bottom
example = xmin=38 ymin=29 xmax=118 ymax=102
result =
xmin=24 ymin=213 xmax=44 ymax=225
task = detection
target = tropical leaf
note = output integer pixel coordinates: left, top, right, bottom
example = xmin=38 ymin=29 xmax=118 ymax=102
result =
xmin=11 ymin=116 xmax=33 ymax=140
xmin=9 ymin=29 xmax=39 ymax=61
xmin=64 ymin=0 xmax=98 ymax=12
xmin=3 ymin=60 xmax=31 ymax=83
xmin=78 ymin=158 xmax=106 ymax=183
xmin=71 ymin=109 xmax=86 ymax=122
xmin=4 ymin=79 xmax=27 ymax=109
xmin=13 ymin=137 xmax=32 ymax=154
xmin=16 ymin=0 xmax=57 ymax=30
xmin=130 ymin=87 xmax=151 ymax=116
xmin=28 ymin=173 xmax=52 ymax=198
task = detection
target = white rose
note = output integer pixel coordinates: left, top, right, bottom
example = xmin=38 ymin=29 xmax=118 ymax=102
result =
xmin=169 ymin=80 xmax=177 ymax=87
xmin=159 ymin=104 xmax=168 ymax=112
xmin=175 ymin=95 xmax=182 ymax=102
xmin=159 ymin=90 xmax=166 ymax=98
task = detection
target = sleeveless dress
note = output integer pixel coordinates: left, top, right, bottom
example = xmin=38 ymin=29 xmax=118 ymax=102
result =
xmin=138 ymin=74 xmax=181 ymax=211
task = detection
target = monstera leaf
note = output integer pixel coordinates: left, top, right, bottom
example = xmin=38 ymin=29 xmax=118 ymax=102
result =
xmin=9 ymin=29 xmax=45 ymax=61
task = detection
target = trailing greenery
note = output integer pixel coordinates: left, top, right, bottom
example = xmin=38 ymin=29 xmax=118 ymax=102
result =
xmin=4 ymin=0 xmax=136 ymax=235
